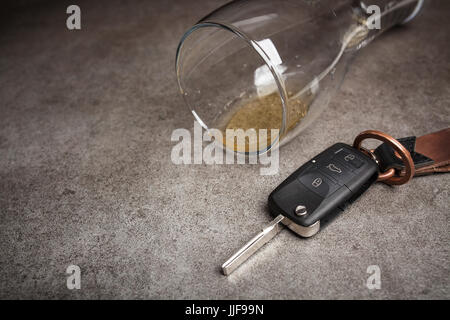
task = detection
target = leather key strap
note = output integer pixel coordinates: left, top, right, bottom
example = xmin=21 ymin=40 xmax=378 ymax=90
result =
xmin=374 ymin=128 xmax=450 ymax=178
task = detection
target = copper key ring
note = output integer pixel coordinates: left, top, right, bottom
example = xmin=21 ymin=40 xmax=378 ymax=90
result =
xmin=353 ymin=130 xmax=415 ymax=185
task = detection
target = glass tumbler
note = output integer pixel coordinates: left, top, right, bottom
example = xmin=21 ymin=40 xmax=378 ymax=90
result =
xmin=175 ymin=0 xmax=425 ymax=154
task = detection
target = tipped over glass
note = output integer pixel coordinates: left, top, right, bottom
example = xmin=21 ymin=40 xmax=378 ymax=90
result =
xmin=176 ymin=0 xmax=424 ymax=154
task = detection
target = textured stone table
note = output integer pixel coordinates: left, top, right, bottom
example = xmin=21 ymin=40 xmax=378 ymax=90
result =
xmin=0 ymin=0 xmax=448 ymax=299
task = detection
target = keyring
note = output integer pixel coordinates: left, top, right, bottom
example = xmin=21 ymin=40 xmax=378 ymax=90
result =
xmin=353 ymin=130 xmax=415 ymax=185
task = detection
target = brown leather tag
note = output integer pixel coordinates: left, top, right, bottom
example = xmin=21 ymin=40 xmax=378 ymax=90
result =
xmin=413 ymin=128 xmax=450 ymax=176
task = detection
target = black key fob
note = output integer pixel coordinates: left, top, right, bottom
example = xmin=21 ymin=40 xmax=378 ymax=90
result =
xmin=268 ymin=143 xmax=379 ymax=237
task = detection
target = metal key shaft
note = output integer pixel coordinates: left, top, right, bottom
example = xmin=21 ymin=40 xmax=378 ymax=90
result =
xmin=221 ymin=215 xmax=285 ymax=276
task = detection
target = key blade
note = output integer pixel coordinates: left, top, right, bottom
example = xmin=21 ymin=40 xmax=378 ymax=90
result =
xmin=221 ymin=215 xmax=285 ymax=276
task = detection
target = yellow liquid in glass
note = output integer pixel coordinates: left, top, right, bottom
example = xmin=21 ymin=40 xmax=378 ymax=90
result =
xmin=223 ymin=92 xmax=310 ymax=152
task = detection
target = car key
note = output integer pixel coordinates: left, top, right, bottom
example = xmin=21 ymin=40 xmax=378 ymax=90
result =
xmin=222 ymin=142 xmax=379 ymax=276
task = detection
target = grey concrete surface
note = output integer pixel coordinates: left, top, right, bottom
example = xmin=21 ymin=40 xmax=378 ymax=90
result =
xmin=0 ymin=0 xmax=449 ymax=299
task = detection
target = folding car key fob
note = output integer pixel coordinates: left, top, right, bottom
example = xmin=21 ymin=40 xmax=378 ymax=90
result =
xmin=222 ymin=143 xmax=379 ymax=275
xmin=268 ymin=143 xmax=379 ymax=237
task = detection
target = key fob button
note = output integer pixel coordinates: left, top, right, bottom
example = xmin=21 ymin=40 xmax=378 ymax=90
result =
xmin=334 ymin=150 xmax=364 ymax=170
xmin=298 ymin=172 xmax=339 ymax=198
xmin=318 ymin=160 xmax=355 ymax=184
xmin=269 ymin=179 xmax=323 ymax=225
